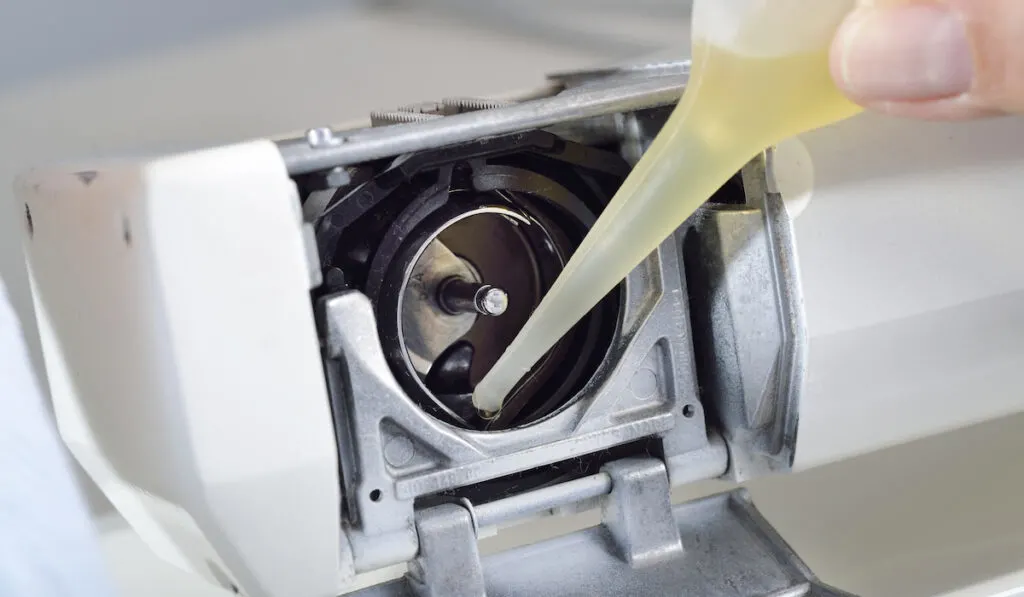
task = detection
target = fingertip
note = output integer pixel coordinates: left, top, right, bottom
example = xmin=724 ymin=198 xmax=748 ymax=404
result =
xmin=857 ymin=98 xmax=1004 ymax=121
xmin=831 ymin=3 xmax=975 ymax=103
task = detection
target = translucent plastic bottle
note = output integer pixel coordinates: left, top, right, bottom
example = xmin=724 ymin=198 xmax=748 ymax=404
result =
xmin=473 ymin=0 xmax=862 ymax=414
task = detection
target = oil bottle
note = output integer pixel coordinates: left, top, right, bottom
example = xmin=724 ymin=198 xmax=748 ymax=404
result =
xmin=474 ymin=0 xmax=862 ymax=414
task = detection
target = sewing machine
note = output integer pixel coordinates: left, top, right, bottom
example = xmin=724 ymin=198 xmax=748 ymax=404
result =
xmin=15 ymin=59 xmax=1024 ymax=597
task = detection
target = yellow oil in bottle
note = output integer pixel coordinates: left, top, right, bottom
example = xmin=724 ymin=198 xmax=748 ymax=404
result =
xmin=472 ymin=40 xmax=863 ymax=414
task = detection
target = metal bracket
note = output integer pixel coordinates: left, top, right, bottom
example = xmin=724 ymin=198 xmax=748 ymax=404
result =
xmin=408 ymin=504 xmax=487 ymax=597
xmin=405 ymin=457 xmax=686 ymax=596
xmin=353 ymin=481 xmax=858 ymax=597
xmin=277 ymin=68 xmax=688 ymax=175
xmin=682 ymin=151 xmax=806 ymax=481
xmin=601 ymin=458 xmax=684 ymax=567
xmin=318 ymin=226 xmax=709 ymax=571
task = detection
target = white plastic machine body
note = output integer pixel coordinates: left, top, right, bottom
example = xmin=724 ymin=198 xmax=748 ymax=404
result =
xmin=18 ymin=143 xmax=343 ymax=597
xmin=15 ymin=77 xmax=1024 ymax=597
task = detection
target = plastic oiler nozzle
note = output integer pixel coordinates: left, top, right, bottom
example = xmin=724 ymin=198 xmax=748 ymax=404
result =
xmin=473 ymin=0 xmax=863 ymax=415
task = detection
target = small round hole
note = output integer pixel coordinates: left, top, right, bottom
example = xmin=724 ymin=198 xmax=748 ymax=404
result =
xmin=206 ymin=560 xmax=240 ymax=594
xmin=122 ymin=216 xmax=132 ymax=247
xmin=682 ymin=404 xmax=696 ymax=418
xmin=369 ymin=489 xmax=382 ymax=502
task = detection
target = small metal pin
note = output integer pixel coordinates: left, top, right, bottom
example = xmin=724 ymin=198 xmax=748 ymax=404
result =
xmin=438 ymin=278 xmax=509 ymax=317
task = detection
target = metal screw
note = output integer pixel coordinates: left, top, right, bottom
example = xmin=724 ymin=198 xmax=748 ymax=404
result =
xmin=305 ymin=127 xmax=345 ymax=149
xmin=438 ymin=278 xmax=509 ymax=317
xmin=478 ymin=287 xmax=509 ymax=316
xmin=324 ymin=166 xmax=351 ymax=188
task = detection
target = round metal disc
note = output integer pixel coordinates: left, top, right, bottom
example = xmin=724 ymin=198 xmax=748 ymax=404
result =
xmin=401 ymin=239 xmax=479 ymax=375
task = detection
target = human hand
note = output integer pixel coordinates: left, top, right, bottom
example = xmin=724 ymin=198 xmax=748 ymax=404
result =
xmin=831 ymin=0 xmax=1024 ymax=120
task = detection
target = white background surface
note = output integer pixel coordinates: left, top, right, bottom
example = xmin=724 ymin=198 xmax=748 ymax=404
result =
xmin=2 ymin=2 xmax=1024 ymax=596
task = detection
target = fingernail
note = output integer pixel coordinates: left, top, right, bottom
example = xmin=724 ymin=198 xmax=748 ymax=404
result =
xmin=835 ymin=3 xmax=974 ymax=101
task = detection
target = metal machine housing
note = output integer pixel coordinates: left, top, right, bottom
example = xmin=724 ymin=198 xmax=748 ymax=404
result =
xmin=302 ymin=62 xmax=814 ymax=591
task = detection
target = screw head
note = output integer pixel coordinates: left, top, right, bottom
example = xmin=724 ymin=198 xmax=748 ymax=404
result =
xmin=305 ymin=127 xmax=345 ymax=148
xmin=478 ymin=287 xmax=509 ymax=316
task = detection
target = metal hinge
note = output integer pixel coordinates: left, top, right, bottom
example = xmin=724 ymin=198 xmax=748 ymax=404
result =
xmin=370 ymin=458 xmax=857 ymax=597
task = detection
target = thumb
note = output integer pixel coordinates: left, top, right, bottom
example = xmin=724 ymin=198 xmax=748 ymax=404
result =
xmin=831 ymin=0 xmax=1024 ymax=120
